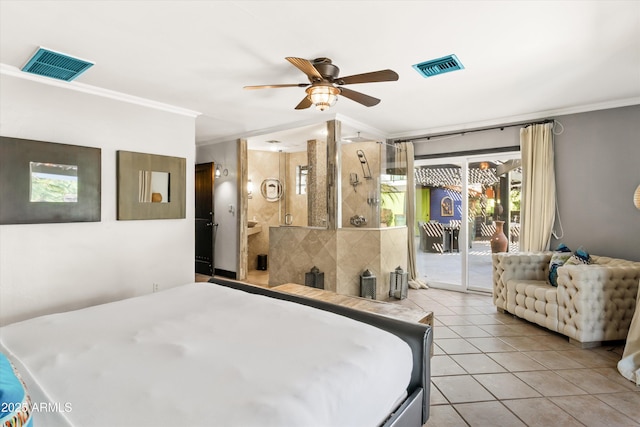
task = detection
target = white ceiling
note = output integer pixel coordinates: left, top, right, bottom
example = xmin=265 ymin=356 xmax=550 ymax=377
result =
xmin=1 ymin=1 xmax=639 ymax=150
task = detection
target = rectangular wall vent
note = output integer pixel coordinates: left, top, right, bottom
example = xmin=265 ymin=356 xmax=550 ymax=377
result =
xmin=21 ymin=47 xmax=94 ymax=82
xmin=413 ymin=54 xmax=464 ymax=78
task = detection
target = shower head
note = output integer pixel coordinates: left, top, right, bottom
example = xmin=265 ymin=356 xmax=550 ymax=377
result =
xmin=356 ymin=150 xmax=372 ymax=179
xmin=357 ymin=150 xmax=368 ymax=163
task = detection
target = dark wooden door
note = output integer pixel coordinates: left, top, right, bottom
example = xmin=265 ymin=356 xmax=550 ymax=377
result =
xmin=195 ymin=163 xmax=216 ymax=275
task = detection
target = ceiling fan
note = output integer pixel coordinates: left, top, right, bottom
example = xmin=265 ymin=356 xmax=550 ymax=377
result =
xmin=244 ymin=57 xmax=399 ymax=111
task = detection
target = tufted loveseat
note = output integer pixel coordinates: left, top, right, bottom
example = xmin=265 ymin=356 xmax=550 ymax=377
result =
xmin=492 ymin=252 xmax=640 ymax=347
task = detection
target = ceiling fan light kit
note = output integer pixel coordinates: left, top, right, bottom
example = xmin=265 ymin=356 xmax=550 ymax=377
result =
xmin=244 ymin=57 xmax=398 ymax=111
xmin=306 ymin=83 xmax=340 ymax=111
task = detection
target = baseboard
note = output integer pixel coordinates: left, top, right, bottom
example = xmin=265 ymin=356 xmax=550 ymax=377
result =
xmin=214 ymin=268 xmax=236 ymax=279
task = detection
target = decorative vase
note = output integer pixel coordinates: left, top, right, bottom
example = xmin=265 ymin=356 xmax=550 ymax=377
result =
xmin=490 ymin=220 xmax=509 ymax=253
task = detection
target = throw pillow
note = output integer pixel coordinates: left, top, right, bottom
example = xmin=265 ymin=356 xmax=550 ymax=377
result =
xmin=548 ymin=244 xmax=572 ymax=287
xmin=565 ymin=246 xmax=592 ymax=266
xmin=0 ymin=353 xmax=33 ymax=427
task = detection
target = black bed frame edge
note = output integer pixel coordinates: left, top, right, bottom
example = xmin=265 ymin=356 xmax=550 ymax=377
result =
xmin=208 ymin=277 xmax=432 ymax=426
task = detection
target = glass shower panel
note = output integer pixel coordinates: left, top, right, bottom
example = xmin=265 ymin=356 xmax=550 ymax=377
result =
xmin=281 ymin=150 xmax=310 ymax=227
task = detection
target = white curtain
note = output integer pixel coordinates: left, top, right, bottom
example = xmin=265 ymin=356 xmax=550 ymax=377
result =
xmin=520 ymin=123 xmax=555 ymax=251
xmin=401 ymin=142 xmax=428 ymax=289
xmin=618 ymin=285 xmax=640 ymax=385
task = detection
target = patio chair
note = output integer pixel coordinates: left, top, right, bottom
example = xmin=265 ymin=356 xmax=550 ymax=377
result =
xmin=510 ymin=223 xmax=520 ymax=243
xmin=422 ymin=222 xmax=444 ymax=253
xmin=480 ymin=223 xmax=496 ymax=240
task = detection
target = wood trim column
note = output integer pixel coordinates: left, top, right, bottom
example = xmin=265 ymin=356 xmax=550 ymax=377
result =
xmin=326 ymin=119 xmax=341 ymax=230
xmin=237 ymin=138 xmax=248 ymax=281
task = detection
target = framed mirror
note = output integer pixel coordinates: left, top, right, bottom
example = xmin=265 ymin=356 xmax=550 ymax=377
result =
xmin=117 ymin=151 xmax=186 ymax=220
xmin=260 ymin=178 xmax=283 ymax=202
xmin=0 ymin=136 xmax=101 ymax=224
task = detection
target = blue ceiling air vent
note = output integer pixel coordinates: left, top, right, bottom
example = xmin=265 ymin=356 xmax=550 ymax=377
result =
xmin=413 ymin=54 xmax=464 ymax=78
xmin=21 ymin=47 xmax=94 ymax=82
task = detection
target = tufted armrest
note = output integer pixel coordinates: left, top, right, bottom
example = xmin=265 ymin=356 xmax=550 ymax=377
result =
xmin=557 ymin=262 xmax=640 ymax=343
xmin=492 ymin=252 xmax=552 ymax=309
xmin=591 ymin=255 xmax=640 ymax=268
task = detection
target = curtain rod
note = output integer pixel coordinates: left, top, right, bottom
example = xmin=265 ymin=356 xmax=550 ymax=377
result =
xmin=392 ymin=119 xmax=555 ymax=144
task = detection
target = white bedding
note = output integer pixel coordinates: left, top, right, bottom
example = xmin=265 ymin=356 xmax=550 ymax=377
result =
xmin=0 ymin=283 xmax=413 ymax=427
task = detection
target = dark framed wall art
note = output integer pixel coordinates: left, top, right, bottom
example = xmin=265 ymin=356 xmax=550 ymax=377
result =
xmin=0 ymin=136 xmax=101 ymax=224
xmin=117 ymin=150 xmax=186 ymax=220
xmin=440 ymin=196 xmax=454 ymax=217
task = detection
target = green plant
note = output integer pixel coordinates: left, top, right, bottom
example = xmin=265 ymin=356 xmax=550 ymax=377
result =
xmin=510 ymin=189 xmax=521 ymax=211
xmin=380 ymin=183 xmax=400 ymax=205
xmin=381 ymin=208 xmax=394 ymax=226
xmin=380 ymin=183 xmax=401 ymax=226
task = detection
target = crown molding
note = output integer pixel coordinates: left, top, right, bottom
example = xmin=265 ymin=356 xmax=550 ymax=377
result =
xmin=388 ymin=97 xmax=640 ymax=140
xmin=0 ymin=63 xmax=201 ymax=118
xmin=197 ymin=113 xmax=389 ymax=147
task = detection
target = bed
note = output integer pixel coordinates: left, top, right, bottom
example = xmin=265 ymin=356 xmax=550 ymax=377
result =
xmin=0 ymin=278 xmax=432 ymax=427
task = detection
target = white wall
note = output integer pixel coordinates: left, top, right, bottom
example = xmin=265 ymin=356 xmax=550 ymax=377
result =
xmin=196 ymin=140 xmax=239 ymax=275
xmin=0 ymin=75 xmax=196 ymax=325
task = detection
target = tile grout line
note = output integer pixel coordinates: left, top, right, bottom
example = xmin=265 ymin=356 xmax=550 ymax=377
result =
xmin=424 ymin=290 xmax=638 ymax=426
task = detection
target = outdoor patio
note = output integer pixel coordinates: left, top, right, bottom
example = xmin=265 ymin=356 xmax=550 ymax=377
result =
xmin=415 ymin=238 xmax=520 ymax=292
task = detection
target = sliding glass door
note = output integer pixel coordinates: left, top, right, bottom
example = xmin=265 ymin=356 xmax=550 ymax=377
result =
xmin=414 ymin=152 xmax=521 ymax=292
xmin=415 ymin=161 xmax=465 ymax=292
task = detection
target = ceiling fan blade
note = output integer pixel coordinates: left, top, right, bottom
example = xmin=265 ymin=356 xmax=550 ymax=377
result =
xmin=339 ymin=87 xmax=380 ymax=107
xmin=286 ymin=57 xmax=323 ymax=81
xmin=244 ymin=83 xmax=308 ymax=90
xmin=338 ymin=69 xmax=399 ymax=85
xmin=294 ymin=96 xmax=312 ymax=110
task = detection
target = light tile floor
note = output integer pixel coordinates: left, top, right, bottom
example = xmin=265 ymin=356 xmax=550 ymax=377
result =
xmin=393 ymin=287 xmax=640 ymax=427
xmin=208 ymin=271 xmax=639 ymax=426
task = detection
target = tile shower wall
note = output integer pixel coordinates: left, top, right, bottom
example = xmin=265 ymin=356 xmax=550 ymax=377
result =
xmin=341 ymin=141 xmax=381 ymax=228
xmin=269 ymin=227 xmax=338 ymax=291
xmin=284 ymin=151 xmax=307 ymax=226
xmin=336 ymin=227 xmax=407 ymax=299
xmin=269 ymin=226 xmax=407 ymax=299
xmin=307 ymin=139 xmax=327 ymax=227
xmin=247 ymin=150 xmax=280 ymax=270
xmin=248 ymin=150 xmax=310 ymax=271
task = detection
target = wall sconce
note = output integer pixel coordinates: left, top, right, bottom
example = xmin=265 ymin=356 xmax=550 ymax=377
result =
xmin=634 ymin=184 xmax=640 ymax=210
xmin=360 ymin=269 xmax=377 ymax=299
xmin=305 ymin=266 xmax=324 ymax=289
xmin=215 ymin=164 xmax=228 ymax=178
xmin=247 ymin=179 xmax=253 ymax=199
xmin=389 ymin=266 xmax=408 ymax=300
